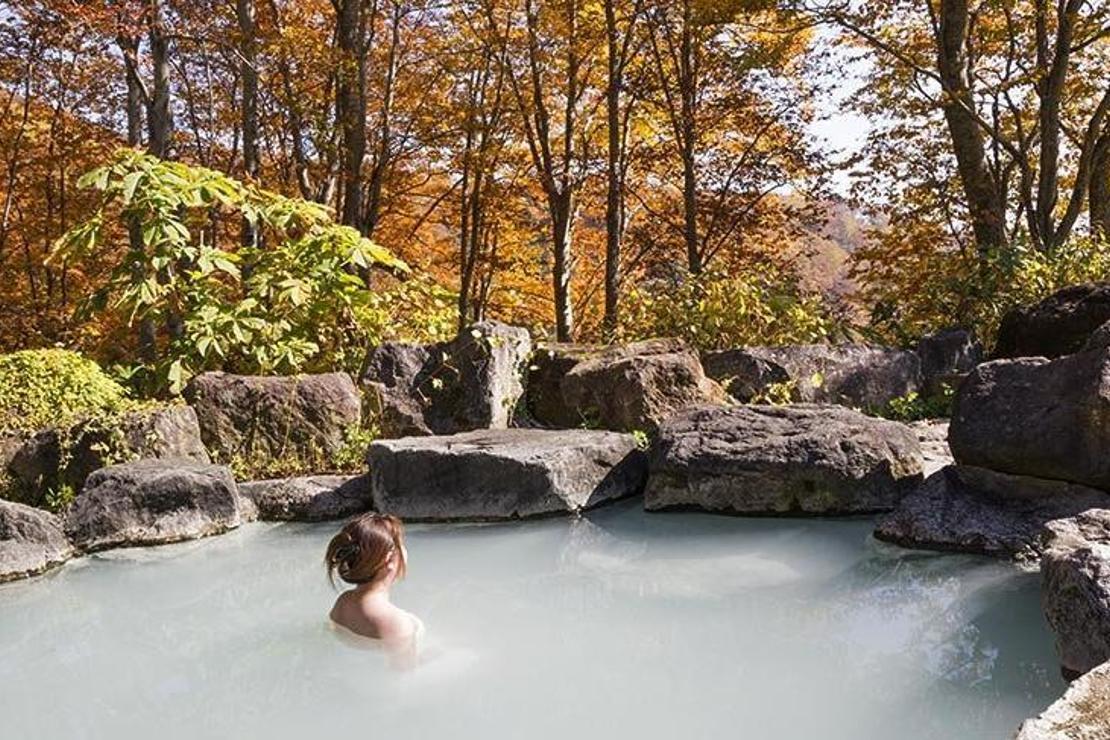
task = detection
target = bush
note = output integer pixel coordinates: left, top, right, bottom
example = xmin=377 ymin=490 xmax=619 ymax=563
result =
xmin=617 ymin=265 xmax=845 ymax=350
xmin=0 ymin=350 xmax=148 ymax=511
xmin=854 ymin=233 xmax=1110 ymax=346
xmin=0 ymin=349 xmax=136 ymax=434
xmin=52 ymin=149 xmax=411 ymax=395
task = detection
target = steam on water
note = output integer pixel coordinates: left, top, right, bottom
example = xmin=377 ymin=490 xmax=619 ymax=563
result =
xmin=0 ymin=500 xmax=1062 ymax=740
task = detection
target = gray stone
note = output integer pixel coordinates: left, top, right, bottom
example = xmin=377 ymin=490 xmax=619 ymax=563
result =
xmin=1016 ymin=660 xmax=1110 ymax=739
xmin=1042 ymin=510 xmax=1110 ymax=677
xmin=560 ymin=338 xmax=730 ymax=433
xmin=915 ymin=328 xmax=982 ymax=394
xmin=909 ymin=420 xmax=953 ymax=476
xmin=362 ymin=342 xmax=434 ymax=437
xmin=239 ymin=474 xmax=372 ymax=521
xmin=702 ymin=344 xmax=921 ymax=410
xmin=524 ymin=343 xmax=606 ymax=428
xmin=65 ymin=459 xmax=240 ymax=551
xmin=645 ymin=405 xmax=923 ymax=515
xmin=184 ymin=371 xmax=361 ymax=471
xmin=875 ymin=466 xmax=1110 ymax=563
xmin=1084 ymin=320 xmax=1110 ymax=352
xmin=368 ymin=429 xmax=647 ymax=520
xmin=995 ymin=282 xmax=1110 ymax=359
xmin=0 ymin=500 xmax=73 ymax=582
xmin=949 ymin=349 xmax=1110 ymax=489
xmin=1 ymin=405 xmax=209 ymax=508
xmin=361 ymin=321 xmax=532 ymax=437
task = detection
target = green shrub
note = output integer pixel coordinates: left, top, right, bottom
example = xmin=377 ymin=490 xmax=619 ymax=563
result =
xmin=618 ymin=266 xmax=845 ymax=351
xmin=52 ymin=148 xmax=410 ymax=396
xmin=0 ymin=349 xmax=137 ymax=434
xmin=875 ymin=384 xmax=955 ymax=422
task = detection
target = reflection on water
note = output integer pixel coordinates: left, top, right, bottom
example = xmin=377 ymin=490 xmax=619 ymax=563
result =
xmin=0 ymin=500 xmax=1062 ymax=740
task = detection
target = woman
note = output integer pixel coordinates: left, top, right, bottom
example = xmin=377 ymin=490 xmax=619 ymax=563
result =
xmin=325 ymin=513 xmax=423 ymax=661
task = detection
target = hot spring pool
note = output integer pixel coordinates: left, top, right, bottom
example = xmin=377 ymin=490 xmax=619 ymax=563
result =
xmin=0 ymin=500 xmax=1063 ymax=740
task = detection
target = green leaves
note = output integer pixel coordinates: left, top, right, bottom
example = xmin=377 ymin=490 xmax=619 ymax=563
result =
xmin=54 ymin=148 xmax=411 ymax=395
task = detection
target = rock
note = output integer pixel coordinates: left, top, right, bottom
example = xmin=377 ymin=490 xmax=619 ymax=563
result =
xmin=1 ymin=405 xmax=209 ymax=508
xmin=1084 ymin=319 xmax=1110 ymax=352
xmin=995 ymin=283 xmax=1110 ymax=359
xmin=701 ymin=344 xmax=921 ymax=410
xmin=524 ymin=343 xmax=606 ymax=427
xmin=64 ymin=459 xmax=240 ymax=552
xmin=875 ymin=466 xmax=1110 ymax=563
xmin=949 ymin=349 xmax=1110 ymax=489
xmin=361 ymin=321 xmax=532 ymax=437
xmin=645 ymin=405 xmax=923 ymax=515
xmin=1016 ymin=660 xmax=1110 ymax=739
xmin=915 ymin=328 xmax=982 ymax=393
xmin=184 ymin=371 xmax=361 ymax=471
xmin=1042 ymin=510 xmax=1110 ymax=677
xmin=238 ymin=474 xmax=372 ymax=521
xmin=560 ymin=338 xmax=730 ymax=433
xmin=909 ymin=420 xmax=954 ymax=476
xmin=362 ymin=343 xmax=434 ymax=437
xmin=0 ymin=500 xmax=73 ymax=582
xmin=367 ymin=429 xmax=647 ymax=520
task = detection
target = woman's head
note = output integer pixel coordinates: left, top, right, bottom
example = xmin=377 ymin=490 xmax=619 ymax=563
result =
xmin=325 ymin=513 xmax=407 ymax=587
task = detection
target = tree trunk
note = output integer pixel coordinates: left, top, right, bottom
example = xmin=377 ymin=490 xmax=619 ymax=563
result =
xmin=935 ymin=0 xmax=1007 ymax=255
xmin=336 ymin=0 xmax=366 ymax=228
xmin=147 ymin=0 xmax=173 ymax=159
xmin=1093 ymin=132 xmax=1110 ymax=239
xmin=551 ymin=192 xmax=574 ymax=342
xmin=237 ymin=0 xmax=260 ymax=251
xmin=679 ymin=1 xmax=701 ymax=274
xmin=364 ymin=0 xmax=401 ymax=238
xmin=603 ymin=0 xmax=622 ymax=338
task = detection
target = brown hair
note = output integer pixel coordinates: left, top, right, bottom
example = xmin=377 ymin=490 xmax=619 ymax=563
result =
xmin=325 ymin=513 xmax=407 ymax=587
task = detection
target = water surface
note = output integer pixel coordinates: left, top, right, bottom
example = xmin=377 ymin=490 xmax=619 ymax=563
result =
xmin=0 ymin=501 xmax=1063 ymax=739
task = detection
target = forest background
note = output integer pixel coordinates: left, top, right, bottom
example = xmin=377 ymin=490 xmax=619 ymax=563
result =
xmin=1 ymin=0 xmax=1108 ymax=396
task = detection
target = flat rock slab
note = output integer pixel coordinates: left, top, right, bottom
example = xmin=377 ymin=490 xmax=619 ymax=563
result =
xmin=65 ymin=459 xmax=240 ymax=552
xmin=1016 ymin=659 xmax=1110 ymax=739
xmin=875 ymin=466 xmax=1110 ymax=563
xmin=1042 ymin=510 xmax=1110 ymax=678
xmin=645 ymin=405 xmax=923 ymax=515
xmin=367 ymin=429 xmax=647 ymax=520
xmin=238 ymin=474 xmax=372 ymax=521
xmin=0 ymin=500 xmax=73 ymax=582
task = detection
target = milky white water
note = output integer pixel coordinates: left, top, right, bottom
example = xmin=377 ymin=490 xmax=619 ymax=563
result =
xmin=0 ymin=500 xmax=1063 ymax=740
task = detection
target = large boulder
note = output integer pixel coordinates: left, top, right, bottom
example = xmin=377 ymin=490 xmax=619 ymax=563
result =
xmin=645 ymin=405 xmax=923 ymax=515
xmin=361 ymin=321 xmax=532 ymax=438
xmin=701 ymin=344 xmax=921 ymax=410
xmin=1 ymin=405 xmax=209 ymax=508
xmin=559 ymin=338 xmax=730 ymax=433
xmin=184 ymin=371 xmax=361 ymax=472
xmin=524 ymin=343 xmax=606 ymax=427
xmin=875 ymin=466 xmax=1110 ymax=563
xmin=995 ymin=282 xmax=1110 ymax=359
xmin=238 ymin=474 xmax=372 ymax=521
xmin=949 ymin=349 xmax=1110 ymax=489
xmin=64 ymin=459 xmax=240 ymax=552
xmin=367 ymin=429 xmax=647 ymax=520
xmin=0 ymin=500 xmax=73 ymax=582
xmin=360 ymin=343 xmax=432 ymax=437
xmin=915 ymin=328 xmax=982 ymax=393
xmin=1041 ymin=510 xmax=1110 ymax=678
xmin=1016 ymin=659 xmax=1110 ymax=739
